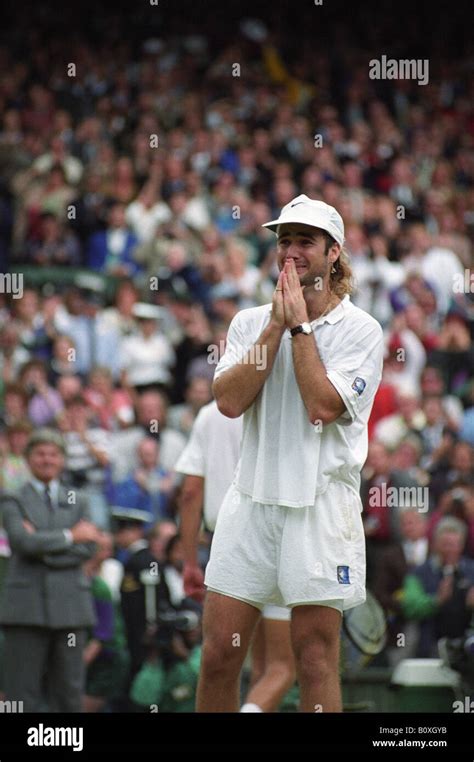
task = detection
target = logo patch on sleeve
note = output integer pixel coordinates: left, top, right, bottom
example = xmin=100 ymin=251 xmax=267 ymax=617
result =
xmin=337 ymin=565 xmax=351 ymax=584
xmin=351 ymin=377 xmax=366 ymax=396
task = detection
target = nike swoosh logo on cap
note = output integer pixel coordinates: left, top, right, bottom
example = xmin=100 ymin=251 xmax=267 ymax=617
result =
xmin=290 ymin=202 xmax=305 ymax=207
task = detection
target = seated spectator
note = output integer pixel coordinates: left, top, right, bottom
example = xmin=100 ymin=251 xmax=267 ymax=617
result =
xmin=87 ymin=202 xmax=140 ymax=277
xmin=167 ymin=376 xmax=212 ymax=438
xmin=120 ymin=303 xmax=175 ymax=390
xmin=125 ymin=181 xmax=171 ymax=243
xmin=25 ymin=212 xmax=81 ymax=267
xmin=430 ymin=440 xmax=474 ymax=503
xmin=101 ymin=280 xmax=140 ymax=338
xmin=11 ymin=287 xmax=52 ymax=361
xmin=56 ymin=374 xmax=84 ymax=406
xmin=19 ymin=358 xmax=63 ymax=426
xmin=110 ymin=390 xmax=186 ymax=482
xmin=111 ymin=436 xmax=174 ymax=524
xmin=427 ymin=486 xmax=474 ymax=559
xmin=83 ymin=366 xmax=134 ymax=431
xmin=48 ymin=334 xmax=78 ymax=385
xmin=373 ymin=509 xmax=429 ymax=666
xmin=401 ymin=517 xmax=474 ymax=657
xmin=0 ymin=324 xmax=30 ymax=385
xmin=0 ymin=421 xmax=32 ymax=492
xmin=373 ymin=390 xmax=425 ymax=450
xmin=420 ymin=365 xmax=464 ymax=429
xmin=0 ymin=384 xmax=29 ymax=431
xmin=54 ymin=281 xmax=123 ymax=380
xmin=59 ymin=394 xmax=110 ymax=528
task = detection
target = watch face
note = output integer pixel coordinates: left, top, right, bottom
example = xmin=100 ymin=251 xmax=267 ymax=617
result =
xmin=301 ymin=322 xmax=312 ymax=334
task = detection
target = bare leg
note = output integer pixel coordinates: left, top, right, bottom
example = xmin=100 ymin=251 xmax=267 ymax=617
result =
xmin=291 ymin=605 xmax=342 ymax=713
xmin=196 ymin=592 xmax=261 ymax=712
xmin=245 ymin=617 xmax=295 ymax=712
xmin=248 ymin=618 xmax=265 ymax=689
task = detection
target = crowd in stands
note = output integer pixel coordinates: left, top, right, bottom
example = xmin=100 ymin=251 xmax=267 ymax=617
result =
xmin=0 ymin=0 xmax=472 ymax=709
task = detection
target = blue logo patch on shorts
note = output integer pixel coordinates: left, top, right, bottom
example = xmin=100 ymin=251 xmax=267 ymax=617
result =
xmin=337 ymin=565 xmax=350 ymax=584
xmin=351 ymin=377 xmax=366 ymax=396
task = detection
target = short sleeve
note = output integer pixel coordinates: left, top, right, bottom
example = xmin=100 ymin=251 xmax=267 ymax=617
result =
xmin=174 ymin=410 xmax=206 ymax=477
xmin=326 ymin=319 xmax=384 ymax=425
xmin=213 ymin=311 xmax=254 ymax=380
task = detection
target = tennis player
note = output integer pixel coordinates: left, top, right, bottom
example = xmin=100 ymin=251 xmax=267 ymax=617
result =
xmin=197 ymin=195 xmax=384 ymax=712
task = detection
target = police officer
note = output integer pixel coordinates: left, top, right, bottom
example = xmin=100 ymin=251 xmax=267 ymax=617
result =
xmin=112 ymin=508 xmax=172 ymax=678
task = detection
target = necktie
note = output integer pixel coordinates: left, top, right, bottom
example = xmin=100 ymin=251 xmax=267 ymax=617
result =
xmin=44 ymin=484 xmax=54 ymax=512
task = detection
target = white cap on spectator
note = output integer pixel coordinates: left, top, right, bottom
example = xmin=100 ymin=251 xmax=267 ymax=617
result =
xmin=262 ymin=194 xmax=345 ymax=246
xmin=132 ymin=303 xmax=164 ymax=320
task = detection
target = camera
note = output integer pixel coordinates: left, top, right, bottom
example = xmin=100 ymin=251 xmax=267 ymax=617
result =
xmin=154 ymin=607 xmax=200 ymax=650
xmin=440 ymin=616 xmax=474 ymax=695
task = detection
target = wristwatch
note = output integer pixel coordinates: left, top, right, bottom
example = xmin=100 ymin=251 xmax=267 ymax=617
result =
xmin=290 ymin=322 xmax=312 ymax=337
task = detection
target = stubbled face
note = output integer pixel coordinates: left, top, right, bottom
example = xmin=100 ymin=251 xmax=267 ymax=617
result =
xmin=276 ymin=223 xmax=335 ymax=288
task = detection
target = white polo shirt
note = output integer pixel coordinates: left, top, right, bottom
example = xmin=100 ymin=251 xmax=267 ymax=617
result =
xmin=213 ymin=295 xmax=384 ymax=507
xmin=175 ymin=401 xmax=243 ymax=530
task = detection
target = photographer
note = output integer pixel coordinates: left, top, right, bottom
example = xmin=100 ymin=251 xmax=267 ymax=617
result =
xmin=427 ymin=486 xmax=474 ymax=557
xmin=129 ymin=604 xmax=202 ymax=713
xmin=401 ymin=517 xmax=474 ymax=657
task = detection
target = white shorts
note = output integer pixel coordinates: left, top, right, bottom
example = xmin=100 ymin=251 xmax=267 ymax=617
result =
xmin=205 ymin=480 xmax=366 ymax=612
xmin=262 ymin=604 xmax=291 ymax=621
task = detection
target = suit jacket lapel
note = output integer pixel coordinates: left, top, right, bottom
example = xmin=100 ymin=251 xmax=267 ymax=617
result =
xmin=21 ymin=483 xmax=49 ymax=526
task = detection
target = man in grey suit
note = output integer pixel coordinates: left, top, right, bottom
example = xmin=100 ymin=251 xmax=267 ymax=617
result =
xmin=0 ymin=428 xmax=102 ymax=712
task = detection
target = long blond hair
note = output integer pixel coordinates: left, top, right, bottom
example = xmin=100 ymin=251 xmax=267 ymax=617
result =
xmin=329 ymin=245 xmax=353 ymax=298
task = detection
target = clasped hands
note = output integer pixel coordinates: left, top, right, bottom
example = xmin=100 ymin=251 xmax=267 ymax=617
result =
xmin=271 ymin=259 xmax=309 ymax=330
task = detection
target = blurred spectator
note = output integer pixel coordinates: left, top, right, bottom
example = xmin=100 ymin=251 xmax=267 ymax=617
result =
xmin=54 ymin=283 xmax=123 ymax=379
xmin=373 ymin=509 xmax=429 ymax=666
xmin=401 ymin=517 xmax=474 ymax=657
xmin=24 ymin=212 xmax=81 ymax=267
xmin=82 ymin=533 xmax=130 ymax=712
xmin=373 ymin=391 xmax=424 ymax=450
xmin=167 ymin=376 xmax=213 ymax=437
xmin=113 ymin=509 xmax=172 ymax=680
xmin=111 ymin=390 xmax=186 ymax=482
xmin=120 ymin=303 xmax=175 ymax=389
xmin=111 ymin=436 xmax=174 ymax=523
xmin=0 ymin=422 xmax=32 ymax=492
xmin=0 ymin=324 xmax=30 ymax=384
xmin=49 ymin=334 xmax=78 ymax=385
xmin=101 ymin=280 xmax=140 ymax=338
xmin=148 ymin=520 xmax=179 ymax=565
xmin=59 ymin=395 xmax=110 ymax=529
xmin=427 ymin=486 xmax=474 ymax=558
xmin=83 ymin=366 xmax=134 ymax=431
xmin=163 ymin=534 xmax=186 ymax=608
xmin=87 ymin=202 xmax=140 ymax=277
xmin=125 ymin=182 xmax=171 ymax=243
xmin=0 ymin=384 xmax=29 ymax=431
xmin=19 ymin=358 xmax=63 ymax=426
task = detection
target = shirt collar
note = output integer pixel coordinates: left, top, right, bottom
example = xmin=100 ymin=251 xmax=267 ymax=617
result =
xmin=30 ymin=477 xmax=60 ymax=505
xmin=310 ymin=294 xmax=350 ymax=327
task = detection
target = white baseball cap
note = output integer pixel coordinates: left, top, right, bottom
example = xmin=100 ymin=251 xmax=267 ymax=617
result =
xmin=262 ymin=194 xmax=345 ymax=246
